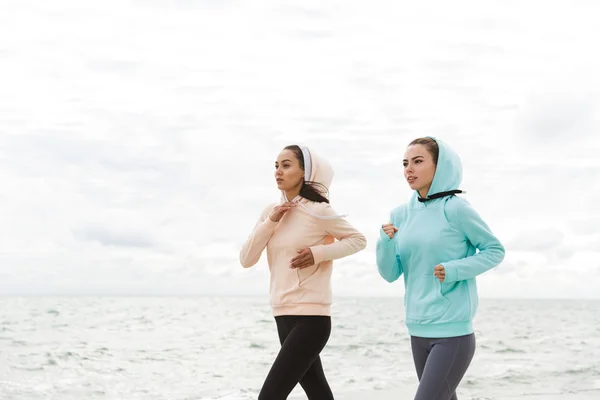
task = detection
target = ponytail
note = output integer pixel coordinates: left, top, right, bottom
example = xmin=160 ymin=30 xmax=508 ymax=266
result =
xmin=299 ymin=180 xmax=329 ymax=204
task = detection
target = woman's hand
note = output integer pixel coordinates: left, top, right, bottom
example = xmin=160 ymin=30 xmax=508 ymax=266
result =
xmin=434 ymin=265 xmax=445 ymax=282
xmin=269 ymin=202 xmax=297 ymax=222
xmin=382 ymin=223 xmax=398 ymax=239
xmin=290 ymin=248 xmax=315 ymax=269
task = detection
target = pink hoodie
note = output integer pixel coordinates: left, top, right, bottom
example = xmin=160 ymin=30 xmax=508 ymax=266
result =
xmin=239 ymin=148 xmax=367 ymax=316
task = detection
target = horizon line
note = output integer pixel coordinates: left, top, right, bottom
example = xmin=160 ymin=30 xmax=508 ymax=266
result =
xmin=0 ymin=293 xmax=598 ymax=300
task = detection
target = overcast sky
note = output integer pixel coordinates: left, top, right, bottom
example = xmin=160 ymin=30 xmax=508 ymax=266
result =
xmin=0 ymin=0 xmax=598 ymax=298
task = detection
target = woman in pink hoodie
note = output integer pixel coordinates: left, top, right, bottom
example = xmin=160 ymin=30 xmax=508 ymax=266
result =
xmin=240 ymin=145 xmax=367 ymax=400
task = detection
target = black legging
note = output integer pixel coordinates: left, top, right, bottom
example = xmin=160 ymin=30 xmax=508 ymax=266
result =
xmin=258 ymin=315 xmax=334 ymax=400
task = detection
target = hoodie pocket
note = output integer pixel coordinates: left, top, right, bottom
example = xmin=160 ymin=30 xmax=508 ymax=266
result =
xmin=406 ymin=275 xmax=451 ymax=323
xmin=297 ymin=263 xmax=320 ymax=285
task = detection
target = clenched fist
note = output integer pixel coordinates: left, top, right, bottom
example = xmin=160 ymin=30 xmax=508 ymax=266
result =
xmin=381 ymin=223 xmax=398 ymax=239
xmin=434 ymin=265 xmax=446 ymax=282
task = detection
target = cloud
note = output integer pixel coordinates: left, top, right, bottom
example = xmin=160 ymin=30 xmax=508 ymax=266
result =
xmin=516 ymin=91 xmax=598 ymax=142
xmin=504 ymin=227 xmax=582 ymax=264
xmin=490 ymin=260 xmax=526 ymax=276
xmin=0 ymin=0 xmax=599 ymax=298
xmin=505 ymin=228 xmax=564 ymax=252
xmin=72 ymin=226 xmax=159 ymax=249
xmin=570 ymin=218 xmax=600 ymax=236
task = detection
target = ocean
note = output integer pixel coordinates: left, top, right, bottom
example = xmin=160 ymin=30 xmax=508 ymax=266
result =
xmin=1 ymin=296 xmax=599 ymax=399
xmin=2 ymin=0 xmax=599 ymax=398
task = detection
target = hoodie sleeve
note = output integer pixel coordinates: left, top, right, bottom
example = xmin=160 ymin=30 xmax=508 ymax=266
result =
xmin=376 ymin=211 xmax=404 ymax=283
xmin=239 ymin=204 xmax=278 ymax=268
xmin=440 ymin=197 xmax=505 ymax=283
xmin=309 ymin=205 xmax=367 ymax=265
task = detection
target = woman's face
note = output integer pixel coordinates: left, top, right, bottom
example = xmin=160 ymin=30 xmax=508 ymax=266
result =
xmin=403 ymin=144 xmax=436 ymax=196
xmin=275 ymin=149 xmax=304 ymax=192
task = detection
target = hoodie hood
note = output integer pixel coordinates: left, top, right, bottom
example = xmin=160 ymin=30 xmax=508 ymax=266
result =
xmin=303 ymin=146 xmax=333 ymax=194
xmin=411 ymin=137 xmax=464 ymax=205
xmin=282 ymin=146 xmax=346 ymax=219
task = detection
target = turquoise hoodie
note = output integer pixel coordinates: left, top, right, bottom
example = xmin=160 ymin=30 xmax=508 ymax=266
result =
xmin=376 ymin=137 xmax=505 ymax=338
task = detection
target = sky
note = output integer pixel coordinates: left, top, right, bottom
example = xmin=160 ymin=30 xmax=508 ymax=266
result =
xmin=0 ymin=0 xmax=598 ymax=298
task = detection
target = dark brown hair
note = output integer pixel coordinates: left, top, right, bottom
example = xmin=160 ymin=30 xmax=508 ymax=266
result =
xmin=409 ymin=137 xmax=439 ymax=165
xmin=283 ymin=145 xmax=330 ymax=203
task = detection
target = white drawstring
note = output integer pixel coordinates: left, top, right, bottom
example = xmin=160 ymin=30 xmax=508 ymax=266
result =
xmin=284 ymin=194 xmax=348 ymax=220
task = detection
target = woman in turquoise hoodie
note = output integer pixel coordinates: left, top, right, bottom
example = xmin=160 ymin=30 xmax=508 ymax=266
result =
xmin=376 ymin=137 xmax=505 ymax=400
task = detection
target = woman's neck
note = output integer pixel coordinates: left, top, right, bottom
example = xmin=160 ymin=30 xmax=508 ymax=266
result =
xmin=285 ymin=187 xmax=301 ymax=201
xmin=418 ymin=186 xmax=431 ymax=199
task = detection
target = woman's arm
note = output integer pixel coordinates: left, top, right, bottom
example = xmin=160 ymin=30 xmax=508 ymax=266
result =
xmin=308 ymin=205 xmax=367 ymax=264
xmin=440 ymin=197 xmax=505 ymax=283
xmin=239 ymin=204 xmax=278 ymax=268
xmin=376 ymin=214 xmax=403 ymax=282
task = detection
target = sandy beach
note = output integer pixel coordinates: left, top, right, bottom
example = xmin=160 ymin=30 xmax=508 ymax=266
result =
xmin=338 ymin=388 xmax=600 ymax=400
